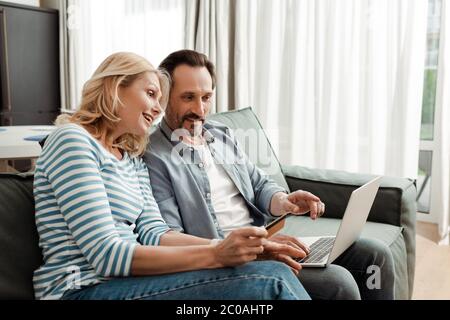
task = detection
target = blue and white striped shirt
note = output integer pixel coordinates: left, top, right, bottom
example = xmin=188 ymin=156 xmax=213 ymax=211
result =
xmin=33 ymin=124 xmax=170 ymax=300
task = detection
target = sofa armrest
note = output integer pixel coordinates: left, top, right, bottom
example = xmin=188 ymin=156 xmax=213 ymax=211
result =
xmin=282 ymin=165 xmax=417 ymax=229
xmin=282 ymin=164 xmax=417 ymax=298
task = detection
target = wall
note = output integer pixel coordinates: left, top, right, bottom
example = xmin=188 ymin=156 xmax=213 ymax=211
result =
xmin=3 ymin=0 xmax=40 ymax=7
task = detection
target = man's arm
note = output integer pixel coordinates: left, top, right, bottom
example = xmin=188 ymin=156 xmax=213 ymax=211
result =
xmin=226 ymin=126 xmax=324 ymax=218
xmin=245 ymin=158 xmax=287 ymax=216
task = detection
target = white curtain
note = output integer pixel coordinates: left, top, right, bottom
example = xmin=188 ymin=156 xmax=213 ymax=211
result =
xmin=185 ymin=0 xmax=240 ymax=113
xmin=66 ymin=0 xmax=429 ymax=180
xmin=67 ymin=0 xmax=186 ymax=110
xmin=435 ymin=0 xmax=450 ymax=243
xmin=188 ymin=0 xmax=428 ymax=179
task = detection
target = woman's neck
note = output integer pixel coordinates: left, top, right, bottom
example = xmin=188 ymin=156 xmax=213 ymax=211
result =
xmin=97 ymin=129 xmax=124 ymax=161
xmin=80 ymin=124 xmax=124 ymax=160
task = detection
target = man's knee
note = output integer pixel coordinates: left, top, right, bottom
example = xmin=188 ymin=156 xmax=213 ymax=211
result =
xmin=298 ymin=265 xmax=361 ymax=300
xmin=332 ymin=266 xmax=361 ymax=300
xmin=353 ymin=238 xmax=395 ymax=271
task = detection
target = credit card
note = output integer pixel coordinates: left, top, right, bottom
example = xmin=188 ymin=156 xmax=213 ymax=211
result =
xmin=265 ymin=213 xmax=291 ymax=237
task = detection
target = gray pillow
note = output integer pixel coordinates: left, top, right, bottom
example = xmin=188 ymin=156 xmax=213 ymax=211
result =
xmin=208 ymin=107 xmax=289 ymax=191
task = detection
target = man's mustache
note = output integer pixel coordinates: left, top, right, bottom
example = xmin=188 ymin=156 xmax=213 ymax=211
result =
xmin=181 ymin=113 xmax=205 ymax=123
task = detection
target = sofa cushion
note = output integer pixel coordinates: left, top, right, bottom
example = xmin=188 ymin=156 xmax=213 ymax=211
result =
xmin=280 ymin=215 xmax=408 ymax=299
xmin=208 ymin=107 xmax=290 ymax=191
xmin=0 ymin=173 xmax=42 ymax=299
xmin=281 ymin=216 xmax=402 ymax=246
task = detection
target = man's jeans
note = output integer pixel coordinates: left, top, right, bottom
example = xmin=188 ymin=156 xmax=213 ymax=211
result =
xmin=298 ymin=238 xmax=395 ymax=300
xmin=62 ymin=261 xmax=311 ymax=300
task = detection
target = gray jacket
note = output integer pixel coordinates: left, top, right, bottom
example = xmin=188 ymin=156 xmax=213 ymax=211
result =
xmin=143 ymin=118 xmax=286 ymax=239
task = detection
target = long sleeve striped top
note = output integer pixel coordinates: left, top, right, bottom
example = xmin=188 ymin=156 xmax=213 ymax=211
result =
xmin=33 ymin=124 xmax=170 ymax=300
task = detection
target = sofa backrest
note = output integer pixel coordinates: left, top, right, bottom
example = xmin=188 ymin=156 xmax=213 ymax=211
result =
xmin=208 ymin=107 xmax=290 ymax=191
xmin=0 ymin=173 xmax=42 ymax=299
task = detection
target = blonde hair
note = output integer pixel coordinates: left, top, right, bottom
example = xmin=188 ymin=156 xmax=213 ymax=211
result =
xmin=56 ymin=52 xmax=170 ymax=157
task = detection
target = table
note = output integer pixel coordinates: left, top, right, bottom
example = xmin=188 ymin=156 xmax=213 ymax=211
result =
xmin=0 ymin=126 xmax=55 ymax=172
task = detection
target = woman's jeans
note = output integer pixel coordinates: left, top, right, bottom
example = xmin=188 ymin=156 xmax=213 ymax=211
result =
xmin=62 ymin=261 xmax=310 ymax=300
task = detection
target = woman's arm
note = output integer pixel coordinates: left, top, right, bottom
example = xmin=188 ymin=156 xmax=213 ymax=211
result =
xmin=131 ymin=244 xmax=218 ymax=275
xmin=131 ymin=227 xmax=267 ymax=276
xmin=159 ymin=230 xmax=211 ymax=246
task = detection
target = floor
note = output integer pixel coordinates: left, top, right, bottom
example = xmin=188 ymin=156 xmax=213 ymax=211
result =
xmin=412 ymin=221 xmax=450 ymax=300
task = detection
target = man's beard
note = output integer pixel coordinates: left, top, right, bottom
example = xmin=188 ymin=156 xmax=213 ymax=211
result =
xmin=179 ymin=113 xmax=205 ymax=137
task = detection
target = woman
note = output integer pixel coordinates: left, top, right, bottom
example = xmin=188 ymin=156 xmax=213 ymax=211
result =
xmin=33 ymin=52 xmax=310 ymax=300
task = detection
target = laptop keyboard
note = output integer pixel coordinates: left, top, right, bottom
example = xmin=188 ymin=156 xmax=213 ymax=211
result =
xmin=297 ymin=237 xmax=336 ymax=264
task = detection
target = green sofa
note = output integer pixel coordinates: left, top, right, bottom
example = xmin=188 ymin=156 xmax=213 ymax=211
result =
xmin=0 ymin=107 xmax=416 ymax=299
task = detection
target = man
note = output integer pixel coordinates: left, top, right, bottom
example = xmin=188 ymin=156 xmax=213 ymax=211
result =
xmin=144 ymin=49 xmax=394 ymax=300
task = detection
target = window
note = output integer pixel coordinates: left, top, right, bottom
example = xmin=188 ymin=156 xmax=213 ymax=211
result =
xmin=421 ymin=0 xmax=442 ymax=141
xmin=417 ymin=0 xmax=442 ymax=214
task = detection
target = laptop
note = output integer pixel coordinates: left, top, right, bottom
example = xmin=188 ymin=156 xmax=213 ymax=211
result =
xmin=297 ymin=176 xmax=382 ymax=267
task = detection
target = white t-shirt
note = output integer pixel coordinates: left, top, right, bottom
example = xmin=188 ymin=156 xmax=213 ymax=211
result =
xmin=194 ymin=143 xmax=254 ymax=237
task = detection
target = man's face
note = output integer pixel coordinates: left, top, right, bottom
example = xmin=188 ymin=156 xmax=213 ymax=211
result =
xmin=164 ymin=64 xmax=214 ymax=136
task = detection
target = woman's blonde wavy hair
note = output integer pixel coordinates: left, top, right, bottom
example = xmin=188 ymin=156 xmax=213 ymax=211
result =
xmin=56 ymin=52 xmax=170 ymax=157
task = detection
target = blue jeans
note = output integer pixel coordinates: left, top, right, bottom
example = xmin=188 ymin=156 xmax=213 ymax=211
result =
xmin=62 ymin=261 xmax=311 ymax=300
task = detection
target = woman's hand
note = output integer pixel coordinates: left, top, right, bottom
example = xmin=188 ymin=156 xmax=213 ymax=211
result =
xmin=213 ymin=227 xmax=267 ymax=267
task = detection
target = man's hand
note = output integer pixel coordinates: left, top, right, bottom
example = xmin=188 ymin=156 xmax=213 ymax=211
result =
xmin=258 ymin=236 xmax=308 ymax=275
xmin=213 ymin=227 xmax=267 ymax=267
xmin=270 ymin=191 xmax=325 ymax=220
xmin=269 ymin=234 xmax=310 ymax=255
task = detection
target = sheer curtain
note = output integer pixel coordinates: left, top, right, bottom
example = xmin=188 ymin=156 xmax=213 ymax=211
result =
xmin=67 ymin=0 xmax=429 ymax=180
xmin=435 ymin=0 xmax=450 ymax=243
xmin=244 ymin=0 xmax=428 ymax=179
xmin=67 ymin=0 xmax=186 ymax=109
xmin=185 ymin=0 xmax=241 ymax=113
xmin=188 ymin=0 xmax=428 ymax=179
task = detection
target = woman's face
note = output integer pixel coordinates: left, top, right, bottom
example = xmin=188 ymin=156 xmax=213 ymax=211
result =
xmin=116 ymin=71 xmax=163 ymax=137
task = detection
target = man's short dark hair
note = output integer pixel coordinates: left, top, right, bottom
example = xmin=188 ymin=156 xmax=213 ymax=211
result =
xmin=159 ymin=50 xmax=216 ymax=89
